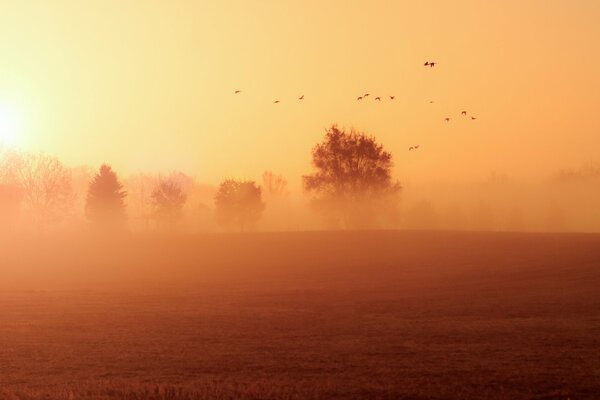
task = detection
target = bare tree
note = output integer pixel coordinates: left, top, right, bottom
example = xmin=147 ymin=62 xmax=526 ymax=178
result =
xmin=552 ymin=163 xmax=600 ymax=183
xmin=5 ymin=153 xmax=75 ymax=229
xmin=214 ymin=179 xmax=265 ymax=231
xmin=125 ymin=173 xmax=161 ymax=231
xmin=0 ymin=148 xmax=23 ymax=185
xmin=151 ymin=179 xmax=187 ymax=228
xmin=262 ymin=171 xmax=289 ymax=199
xmin=303 ymin=124 xmax=401 ymax=228
xmin=86 ymin=164 xmax=127 ymax=231
xmin=126 ymin=171 xmax=195 ymax=231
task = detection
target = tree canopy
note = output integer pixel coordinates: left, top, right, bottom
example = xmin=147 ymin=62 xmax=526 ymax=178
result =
xmin=303 ymin=125 xmax=401 ymax=228
xmin=214 ymin=179 xmax=265 ymax=231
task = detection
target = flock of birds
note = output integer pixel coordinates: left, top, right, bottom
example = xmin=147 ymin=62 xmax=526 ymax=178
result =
xmin=356 ymin=94 xmax=394 ymax=101
xmin=233 ymin=61 xmax=477 ymax=152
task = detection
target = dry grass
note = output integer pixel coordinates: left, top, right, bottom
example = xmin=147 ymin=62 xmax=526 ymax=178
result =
xmin=1 ymin=231 xmax=599 ymax=399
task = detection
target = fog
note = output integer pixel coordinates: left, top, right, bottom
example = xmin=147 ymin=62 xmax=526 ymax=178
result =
xmin=1 ymin=146 xmax=599 ymax=235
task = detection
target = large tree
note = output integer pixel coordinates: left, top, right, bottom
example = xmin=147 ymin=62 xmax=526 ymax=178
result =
xmin=214 ymin=179 xmax=265 ymax=231
xmin=85 ymin=164 xmax=127 ymax=230
xmin=303 ymin=125 xmax=401 ymax=228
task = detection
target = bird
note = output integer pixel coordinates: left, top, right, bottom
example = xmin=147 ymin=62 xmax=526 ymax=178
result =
xmin=375 ymin=97 xmax=381 ymax=101
xmin=429 ymin=62 xmax=436 ymax=67
xmin=424 ymin=62 xmax=429 ymax=66
xmin=298 ymin=95 xmax=304 ymax=100
xmin=444 ymin=117 xmax=450 ymax=122
xmin=461 ymin=111 xmax=467 ymax=115
xmin=234 ymin=90 xmax=241 ymax=94
xmin=274 ymin=100 xmax=280 ymax=104
xmin=364 ymin=93 xmax=370 ymax=97
xmin=471 ymin=116 xmax=477 ymax=120
xmin=415 ymin=145 xmax=420 ymax=149
xmin=357 ymin=96 xmax=363 ymax=101
xmin=429 ymin=100 xmax=435 ymax=103
xmin=409 ymin=145 xmax=420 ymax=151
xmin=389 ymin=96 xmax=395 ymax=100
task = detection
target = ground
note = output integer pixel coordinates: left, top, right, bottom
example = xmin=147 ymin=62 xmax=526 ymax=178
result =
xmin=0 ymin=231 xmax=599 ymax=399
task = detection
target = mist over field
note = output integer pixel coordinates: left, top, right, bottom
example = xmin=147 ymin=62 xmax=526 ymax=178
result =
xmin=2 ymin=0 xmax=600 ymax=399
xmin=1 ymin=230 xmax=600 ymax=400
xmin=2 ymin=143 xmax=600 ymax=235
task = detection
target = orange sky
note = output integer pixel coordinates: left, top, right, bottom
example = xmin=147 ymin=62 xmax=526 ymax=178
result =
xmin=1 ymin=0 xmax=599 ymax=188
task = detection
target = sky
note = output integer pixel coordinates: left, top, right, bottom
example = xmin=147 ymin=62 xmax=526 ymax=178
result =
xmin=1 ymin=0 xmax=599 ymax=188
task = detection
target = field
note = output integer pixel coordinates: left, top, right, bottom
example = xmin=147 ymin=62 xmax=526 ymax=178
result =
xmin=1 ymin=231 xmax=599 ymax=399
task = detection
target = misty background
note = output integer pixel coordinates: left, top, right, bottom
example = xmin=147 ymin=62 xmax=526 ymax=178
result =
xmin=2 ymin=144 xmax=599 ymax=234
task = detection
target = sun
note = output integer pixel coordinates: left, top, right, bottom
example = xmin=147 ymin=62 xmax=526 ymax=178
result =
xmin=0 ymin=104 xmax=22 ymax=147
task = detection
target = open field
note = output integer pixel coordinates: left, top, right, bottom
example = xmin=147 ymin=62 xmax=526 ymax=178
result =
xmin=1 ymin=231 xmax=600 ymax=399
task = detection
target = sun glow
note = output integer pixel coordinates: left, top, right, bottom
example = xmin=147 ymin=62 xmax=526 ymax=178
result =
xmin=0 ymin=103 xmax=22 ymax=147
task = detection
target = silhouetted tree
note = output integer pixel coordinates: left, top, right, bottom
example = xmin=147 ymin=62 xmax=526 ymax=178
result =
xmin=85 ymin=164 xmax=127 ymax=230
xmin=303 ymin=125 xmax=401 ymax=228
xmin=261 ymin=171 xmax=294 ymax=230
xmin=0 ymin=149 xmax=23 ymax=185
xmin=0 ymin=152 xmax=75 ymax=229
xmin=125 ymin=173 xmax=161 ymax=231
xmin=214 ymin=179 xmax=265 ymax=231
xmin=126 ymin=171 xmax=195 ymax=231
xmin=151 ymin=179 xmax=187 ymax=228
xmin=551 ymin=163 xmax=600 ymax=183
xmin=262 ymin=171 xmax=289 ymax=199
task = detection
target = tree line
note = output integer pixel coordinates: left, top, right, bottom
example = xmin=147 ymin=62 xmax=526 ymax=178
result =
xmin=0 ymin=125 xmax=401 ymax=232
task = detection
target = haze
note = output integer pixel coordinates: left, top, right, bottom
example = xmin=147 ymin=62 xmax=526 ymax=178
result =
xmin=2 ymin=2 xmax=600 ymax=399
xmin=1 ymin=0 xmax=599 ymax=185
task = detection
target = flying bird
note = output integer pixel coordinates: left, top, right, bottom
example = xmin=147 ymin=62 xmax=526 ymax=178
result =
xmin=429 ymin=100 xmax=435 ymax=103
xmin=364 ymin=93 xmax=370 ymax=97
xmin=424 ymin=62 xmax=429 ymax=66
xmin=375 ymin=97 xmax=381 ymax=101
xmin=389 ymin=96 xmax=395 ymax=100
xmin=444 ymin=117 xmax=450 ymax=122
xmin=409 ymin=145 xmax=420 ymax=151
xmin=274 ymin=100 xmax=280 ymax=104
xmin=471 ymin=116 xmax=477 ymax=120
xmin=298 ymin=95 xmax=304 ymax=100
xmin=461 ymin=111 xmax=467 ymax=115
xmin=357 ymin=96 xmax=363 ymax=101
xmin=234 ymin=90 xmax=241 ymax=94
xmin=429 ymin=62 xmax=436 ymax=67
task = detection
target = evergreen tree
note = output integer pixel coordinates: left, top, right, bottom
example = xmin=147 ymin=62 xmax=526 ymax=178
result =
xmin=85 ymin=164 xmax=127 ymax=230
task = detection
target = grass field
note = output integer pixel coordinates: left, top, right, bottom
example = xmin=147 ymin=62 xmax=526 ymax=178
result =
xmin=1 ymin=231 xmax=599 ymax=399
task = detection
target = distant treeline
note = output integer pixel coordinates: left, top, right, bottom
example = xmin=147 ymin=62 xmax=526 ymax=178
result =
xmin=0 ymin=125 xmax=401 ymax=233
xmin=1 ymin=125 xmax=599 ymax=233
